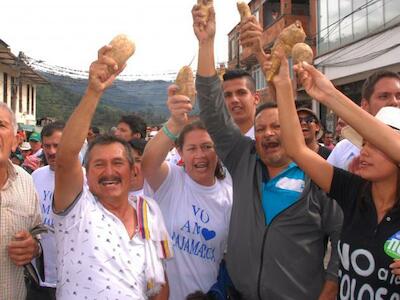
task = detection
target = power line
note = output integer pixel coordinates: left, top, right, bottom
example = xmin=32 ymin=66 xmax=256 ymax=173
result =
xmin=318 ymin=42 xmax=400 ymax=67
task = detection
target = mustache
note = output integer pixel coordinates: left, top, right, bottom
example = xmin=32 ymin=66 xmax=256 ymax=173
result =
xmin=261 ymin=137 xmax=281 ymax=149
xmin=47 ymin=154 xmax=56 ymax=160
xmin=98 ymin=176 xmax=122 ymax=184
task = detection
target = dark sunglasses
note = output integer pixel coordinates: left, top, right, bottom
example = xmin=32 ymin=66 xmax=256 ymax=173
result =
xmin=298 ymin=116 xmax=316 ymax=124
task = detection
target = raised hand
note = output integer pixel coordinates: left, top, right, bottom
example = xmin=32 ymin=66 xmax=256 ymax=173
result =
xmin=294 ymin=62 xmax=336 ymax=103
xmin=88 ymin=45 xmax=125 ymax=94
xmin=192 ymin=3 xmax=215 ymax=44
xmin=166 ymin=85 xmax=193 ymax=130
xmin=239 ymin=16 xmax=269 ymax=63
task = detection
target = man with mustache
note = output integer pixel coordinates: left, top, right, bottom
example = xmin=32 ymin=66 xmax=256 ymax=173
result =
xmin=52 ymin=45 xmax=170 ymax=300
xmin=192 ymin=6 xmax=343 ymax=299
xmin=30 ymin=121 xmax=65 ymax=299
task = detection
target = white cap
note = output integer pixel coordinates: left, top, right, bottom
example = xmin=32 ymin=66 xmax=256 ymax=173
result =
xmin=20 ymin=141 xmax=31 ymax=151
xmin=342 ymin=107 xmax=400 ymax=149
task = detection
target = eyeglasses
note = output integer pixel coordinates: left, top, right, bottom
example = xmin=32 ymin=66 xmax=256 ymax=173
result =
xmin=298 ymin=116 xmax=316 ymax=125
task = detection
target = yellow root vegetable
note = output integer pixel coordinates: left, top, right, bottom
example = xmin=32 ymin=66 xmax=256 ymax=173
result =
xmin=291 ymin=42 xmax=314 ymax=65
xmin=237 ymin=1 xmax=251 ymax=21
xmin=175 ymin=66 xmax=196 ymax=106
xmin=266 ymin=20 xmax=306 ymax=81
xmin=106 ymin=34 xmax=135 ymax=71
xmin=197 ymin=0 xmax=214 ymax=23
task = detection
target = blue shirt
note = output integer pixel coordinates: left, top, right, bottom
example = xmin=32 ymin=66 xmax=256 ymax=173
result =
xmin=262 ymin=162 xmax=305 ymax=224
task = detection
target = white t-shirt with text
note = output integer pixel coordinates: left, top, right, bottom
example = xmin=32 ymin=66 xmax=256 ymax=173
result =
xmin=148 ymin=163 xmax=232 ymax=300
xmin=32 ymin=166 xmax=57 ymax=287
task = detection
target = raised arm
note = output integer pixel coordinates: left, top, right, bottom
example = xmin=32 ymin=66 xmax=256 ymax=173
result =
xmin=296 ymin=62 xmax=400 ymax=163
xmin=239 ymin=16 xmax=276 ymax=100
xmin=193 ymin=3 xmax=245 ymax=165
xmin=192 ymin=3 xmax=216 ymax=77
xmin=270 ymin=54 xmax=334 ymax=193
xmin=141 ymin=85 xmax=192 ymax=191
xmin=54 ymin=45 xmax=123 ymax=212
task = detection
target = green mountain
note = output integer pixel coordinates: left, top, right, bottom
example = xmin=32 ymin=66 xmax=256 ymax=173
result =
xmin=36 ymin=72 xmax=173 ymax=129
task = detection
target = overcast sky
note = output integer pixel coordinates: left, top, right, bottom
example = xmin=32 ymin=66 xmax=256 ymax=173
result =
xmin=1 ymin=0 xmax=241 ymax=80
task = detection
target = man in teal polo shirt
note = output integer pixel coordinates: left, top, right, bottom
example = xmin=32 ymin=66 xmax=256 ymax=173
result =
xmin=192 ymin=5 xmax=343 ymax=299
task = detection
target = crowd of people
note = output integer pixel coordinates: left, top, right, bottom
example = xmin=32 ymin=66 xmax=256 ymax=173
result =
xmin=2 ymin=3 xmax=400 ymax=300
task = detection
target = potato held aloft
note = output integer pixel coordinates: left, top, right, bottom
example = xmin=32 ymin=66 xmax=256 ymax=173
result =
xmin=197 ymin=0 xmax=214 ymax=22
xmin=237 ymin=1 xmax=251 ymax=21
xmin=106 ymin=34 xmax=136 ymax=69
xmin=175 ymin=66 xmax=196 ymax=106
xmin=266 ymin=20 xmax=306 ymax=81
xmin=292 ymin=43 xmax=313 ymax=65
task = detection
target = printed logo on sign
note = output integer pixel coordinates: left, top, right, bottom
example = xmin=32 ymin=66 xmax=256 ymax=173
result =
xmin=384 ymin=231 xmax=400 ymax=259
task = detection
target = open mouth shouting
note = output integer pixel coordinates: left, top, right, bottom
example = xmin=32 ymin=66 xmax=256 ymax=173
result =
xmin=262 ymin=139 xmax=281 ymax=153
xmin=193 ymin=161 xmax=209 ymax=171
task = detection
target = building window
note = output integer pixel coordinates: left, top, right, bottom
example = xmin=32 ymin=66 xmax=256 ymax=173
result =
xmin=27 ymin=84 xmax=30 ymax=114
xmin=11 ymin=77 xmax=16 ymax=112
xmin=252 ymin=66 xmax=267 ymax=90
xmin=229 ymin=38 xmax=236 ymax=60
xmin=3 ymin=73 xmax=7 ymax=103
xmin=31 ymin=86 xmax=35 ymax=115
xmin=384 ymin=0 xmax=400 ymax=26
xmin=339 ymin=0 xmax=353 ymax=46
xmin=263 ymin=0 xmax=281 ymax=29
xmin=317 ymin=0 xmax=398 ymax=55
xmin=19 ymin=81 xmax=23 ymax=113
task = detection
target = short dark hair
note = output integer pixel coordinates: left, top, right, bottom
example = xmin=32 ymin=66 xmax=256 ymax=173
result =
xmin=84 ymin=134 xmax=134 ymax=169
xmin=118 ymin=114 xmax=147 ymax=139
xmin=255 ymin=102 xmax=278 ymax=117
xmin=361 ymin=70 xmax=400 ymax=102
xmin=90 ymin=126 xmax=100 ymax=135
xmin=176 ymin=120 xmax=225 ymax=180
xmin=129 ymin=139 xmax=147 ymax=156
xmin=41 ymin=121 xmax=65 ymax=141
xmin=223 ymin=69 xmax=256 ymax=93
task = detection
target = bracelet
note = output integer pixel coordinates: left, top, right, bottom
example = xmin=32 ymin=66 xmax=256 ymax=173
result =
xmin=162 ymin=125 xmax=179 ymax=142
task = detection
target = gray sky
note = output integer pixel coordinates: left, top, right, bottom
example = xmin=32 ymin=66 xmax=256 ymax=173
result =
xmin=1 ymin=0 xmax=240 ymax=80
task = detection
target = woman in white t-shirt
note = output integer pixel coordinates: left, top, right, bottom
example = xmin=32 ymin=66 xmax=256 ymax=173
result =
xmin=142 ymin=85 xmax=233 ymax=300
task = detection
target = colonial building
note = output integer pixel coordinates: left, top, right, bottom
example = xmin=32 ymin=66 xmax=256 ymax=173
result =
xmin=0 ymin=39 xmax=47 ymax=131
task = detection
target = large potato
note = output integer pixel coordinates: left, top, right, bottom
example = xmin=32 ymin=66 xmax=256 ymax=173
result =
xmin=291 ymin=42 xmax=313 ymax=65
xmin=175 ymin=66 xmax=196 ymax=106
xmin=237 ymin=1 xmax=251 ymax=21
xmin=198 ymin=0 xmax=214 ymax=23
xmin=266 ymin=20 xmax=306 ymax=81
xmin=106 ymin=34 xmax=135 ymax=70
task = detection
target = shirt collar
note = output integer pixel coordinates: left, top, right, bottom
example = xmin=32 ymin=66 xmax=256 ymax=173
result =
xmin=257 ymin=155 xmax=297 ymax=182
xmin=1 ymin=160 xmax=18 ymax=190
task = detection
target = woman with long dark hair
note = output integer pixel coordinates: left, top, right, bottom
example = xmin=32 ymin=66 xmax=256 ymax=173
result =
xmin=269 ymin=53 xmax=400 ymax=298
xmin=142 ymin=85 xmax=232 ymax=300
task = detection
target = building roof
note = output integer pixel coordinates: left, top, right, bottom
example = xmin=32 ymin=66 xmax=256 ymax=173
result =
xmin=0 ymin=40 xmax=47 ymax=85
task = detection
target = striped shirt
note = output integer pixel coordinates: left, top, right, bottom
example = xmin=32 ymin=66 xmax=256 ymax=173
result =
xmin=0 ymin=161 xmax=41 ymax=299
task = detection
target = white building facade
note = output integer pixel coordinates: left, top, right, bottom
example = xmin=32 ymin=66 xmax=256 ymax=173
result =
xmin=0 ymin=39 xmax=46 ymax=130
